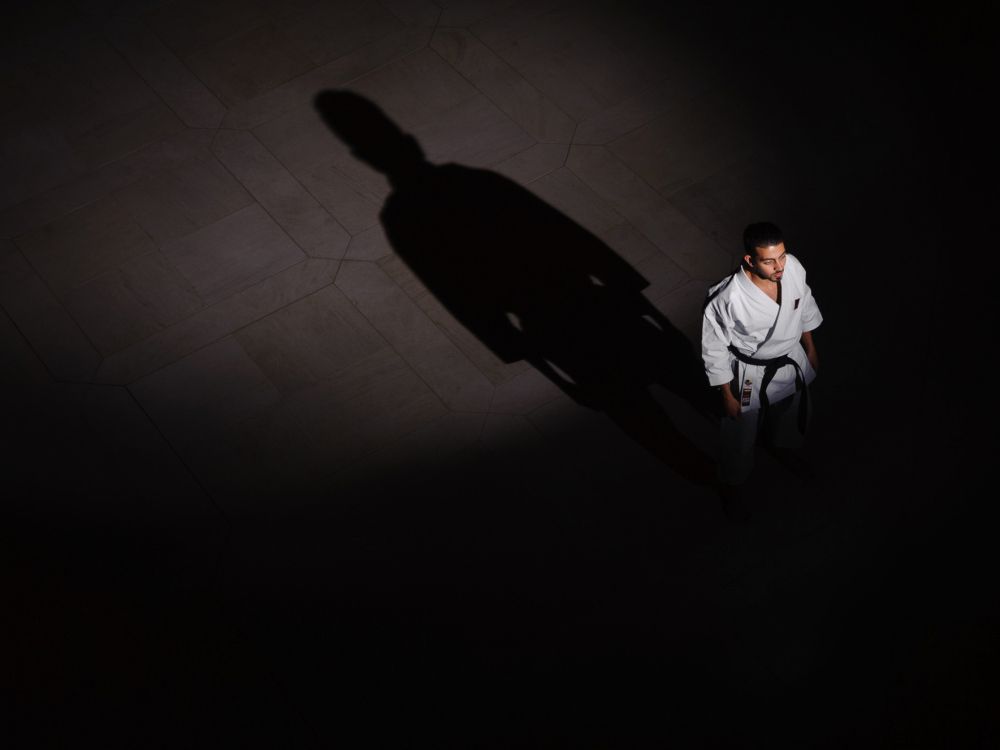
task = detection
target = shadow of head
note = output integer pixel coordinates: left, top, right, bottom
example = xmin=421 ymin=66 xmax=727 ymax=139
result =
xmin=314 ymin=89 xmax=425 ymax=181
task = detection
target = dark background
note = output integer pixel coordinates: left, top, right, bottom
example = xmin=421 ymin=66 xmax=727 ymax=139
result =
xmin=4 ymin=1 xmax=995 ymax=747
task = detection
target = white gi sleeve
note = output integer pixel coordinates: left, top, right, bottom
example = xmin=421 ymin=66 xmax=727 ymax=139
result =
xmin=702 ymin=300 xmax=734 ymax=387
xmin=798 ymin=264 xmax=823 ymax=332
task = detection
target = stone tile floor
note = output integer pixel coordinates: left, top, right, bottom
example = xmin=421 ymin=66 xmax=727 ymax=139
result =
xmin=3 ymin=1 xmax=994 ymax=747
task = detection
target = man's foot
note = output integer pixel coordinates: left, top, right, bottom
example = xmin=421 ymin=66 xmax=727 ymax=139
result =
xmin=718 ymin=482 xmax=751 ymax=522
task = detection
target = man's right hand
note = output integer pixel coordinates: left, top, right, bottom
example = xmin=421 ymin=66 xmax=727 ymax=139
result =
xmin=721 ymin=388 xmax=742 ymax=419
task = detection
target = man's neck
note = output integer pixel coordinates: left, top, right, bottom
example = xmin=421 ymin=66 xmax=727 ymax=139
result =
xmin=742 ymin=266 xmax=775 ymax=291
xmin=743 ymin=267 xmax=780 ymax=302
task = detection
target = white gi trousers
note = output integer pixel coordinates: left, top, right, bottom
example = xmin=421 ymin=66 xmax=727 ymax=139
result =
xmin=718 ymin=390 xmax=808 ymax=485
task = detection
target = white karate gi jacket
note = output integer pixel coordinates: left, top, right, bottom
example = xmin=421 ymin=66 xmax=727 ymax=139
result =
xmin=702 ymin=253 xmax=823 ymax=413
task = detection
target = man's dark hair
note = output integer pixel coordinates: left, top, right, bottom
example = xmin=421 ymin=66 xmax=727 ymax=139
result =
xmin=743 ymin=222 xmax=784 ymax=257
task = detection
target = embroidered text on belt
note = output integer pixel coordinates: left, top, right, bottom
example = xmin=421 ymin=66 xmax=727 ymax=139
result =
xmin=727 ymin=344 xmax=810 ymax=434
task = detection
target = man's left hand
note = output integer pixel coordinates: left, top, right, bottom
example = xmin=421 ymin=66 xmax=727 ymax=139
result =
xmin=806 ymin=348 xmax=819 ymax=372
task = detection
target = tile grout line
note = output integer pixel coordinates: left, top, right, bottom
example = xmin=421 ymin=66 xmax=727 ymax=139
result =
xmin=208 ymin=126 xmax=354 ymax=253
xmin=464 ymin=15 xmax=583 ymax=143
xmin=207 ymin=129 xmax=348 ymax=262
xmin=227 ymin=28 xmax=437 ymax=135
xmin=123 ymin=381 xmax=227 ymax=524
xmin=0 ymin=131 xmax=188 ymax=242
xmin=119 ymin=379 xmax=242 ymax=737
xmin=231 ymin=107 xmax=384 ymax=248
xmin=331 ymin=259 xmax=481 ymax=418
xmin=6 ymin=242 xmax=103 ymax=377
xmin=371 ymin=255 xmax=508 ymax=389
xmin=100 ymin=15 xmax=227 ymax=132
xmin=56 ymin=18 xmax=191 ymax=173
xmin=566 ymin=141 xmax=729 ymax=277
xmin=429 ymin=25 xmax=578 ymax=148
xmin=0 ymin=297 xmax=67 ymax=384
xmin=32 ymin=195 xmax=268 ymax=365
xmin=375 ymin=0 xmax=444 ymax=35
xmin=112 ymin=265 xmax=338 ymax=387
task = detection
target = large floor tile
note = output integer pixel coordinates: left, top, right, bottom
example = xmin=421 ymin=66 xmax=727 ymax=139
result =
xmin=471 ymin=2 xmax=659 ymax=121
xmin=297 ymin=160 xmax=387 ymax=235
xmin=0 ymin=129 xmax=214 ymax=240
xmin=106 ymin=17 xmax=227 ymax=129
xmin=185 ymin=396 xmax=323 ymax=501
xmin=159 ymin=203 xmax=305 ymax=305
xmin=113 ymin=149 xmax=254 ymax=245
xmin=625 ymin=204 xmax=731 ymax=282
xmin=345 ymin=47 xmax=480 ymax=132
xmin=573 ymin=74 xmax=711 ymax=146
xmin=0 ymin=242 xmax=99 ymax=382
xmin=0 ymin=96 xmax=85 ymax=212
xmin=96 ymin=259 xmax=339 ymax=384
xmin=210 ymin=129 xmax=350 ymax=258
xmin=251 ymin=95 xmax=356 ymax=175
xmin=8 ymin=27 xmax=186 ymax=169
xmin=221 ymin=26 xmax=432 ymax=129
xmin=664 ymin=150 xmax=797 ymax=257
xmin=607 ymin=91 xmax=758 ymax=196
xmin=73 ymin=384 xmax=219 ymax=521
xmin=378 ymin=252 xmax=531 ymax=386
xmin=69 ymin=99 xmax=185 ymax=172
xmin=566 ymin=144 xmax=730 ymax=280
xmin=644 ymin=277 xmax=710 ymax=344
xmin=492 ymin=142 xmax=567 ymax=185
xmin=490 ymin=366 xmax=563 ymax=415
xmin=14 ymin=195 xmax=156 ymax=294
xmin=234 ymin=282 xmax=388 ymax=394
xmin=61 ymin=251 xmax=203 ymax=357
xmin=184 ymin=22 xmax=316 ymax=105
xmin=252 ymin=98 xmax=390 ymax=235
xmin=142 ymin=0 xmax=274 ymax=57
xmin=431 ymin=27 xmax=575 ymax=143
xmin=379 ymin=0 xmax=441 ymax=27
xmin=632 ymin=248 xmax=690 ymax=302
xmin=275 ymin=0 xmax=405 ymax=67
xmin=127 ymin=335 xmax=288 ymax=495
xmin=283 ymin=346 xmax=449 ymax=468
xmin=0 ymin=306 xmax=51 ymax=386
xmin=336 ymin=260 xmax=494 ymax=411
xmin=370 ymin=408 xmax=485 ymax=472
xmin=437 ymin=0 xmax=519 ymax=27
xmin=416 ymin=93 xmax=535 ymax=168
xmin=593 ymin=221 xmax=661 ymax=267
xmin=526 ymin=167 xmax=625 ymax=236
xmin=130 ymin=335 xmax=282 ymax=438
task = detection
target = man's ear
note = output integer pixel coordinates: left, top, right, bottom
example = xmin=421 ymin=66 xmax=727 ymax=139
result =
xmin=742 ymin=254 xmax=754 ymax=268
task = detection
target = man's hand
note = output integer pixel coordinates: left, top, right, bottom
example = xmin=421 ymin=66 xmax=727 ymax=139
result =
xmin=806 ymin=347 xmax=819 ymax=372
xmin=801 ymin=330 xmax=819 ymax=372
xmin=720 ymin=385 xmax=742 ymax=419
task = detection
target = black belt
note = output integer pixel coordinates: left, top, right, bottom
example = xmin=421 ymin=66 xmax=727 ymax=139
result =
xmin=727 ymin=344 xmax=810 ymax=434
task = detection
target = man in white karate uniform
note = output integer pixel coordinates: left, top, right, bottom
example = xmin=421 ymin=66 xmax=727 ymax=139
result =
xmin=702 ymin=222 xmax=823 ymax=509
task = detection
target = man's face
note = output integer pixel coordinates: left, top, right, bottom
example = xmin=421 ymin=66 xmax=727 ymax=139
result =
xmin=745 ymin=242 xmax=787 ymax=283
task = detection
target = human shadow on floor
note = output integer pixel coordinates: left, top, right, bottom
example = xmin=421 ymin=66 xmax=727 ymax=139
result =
xmin=315 ymin=90 xmax=716 ymax=484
